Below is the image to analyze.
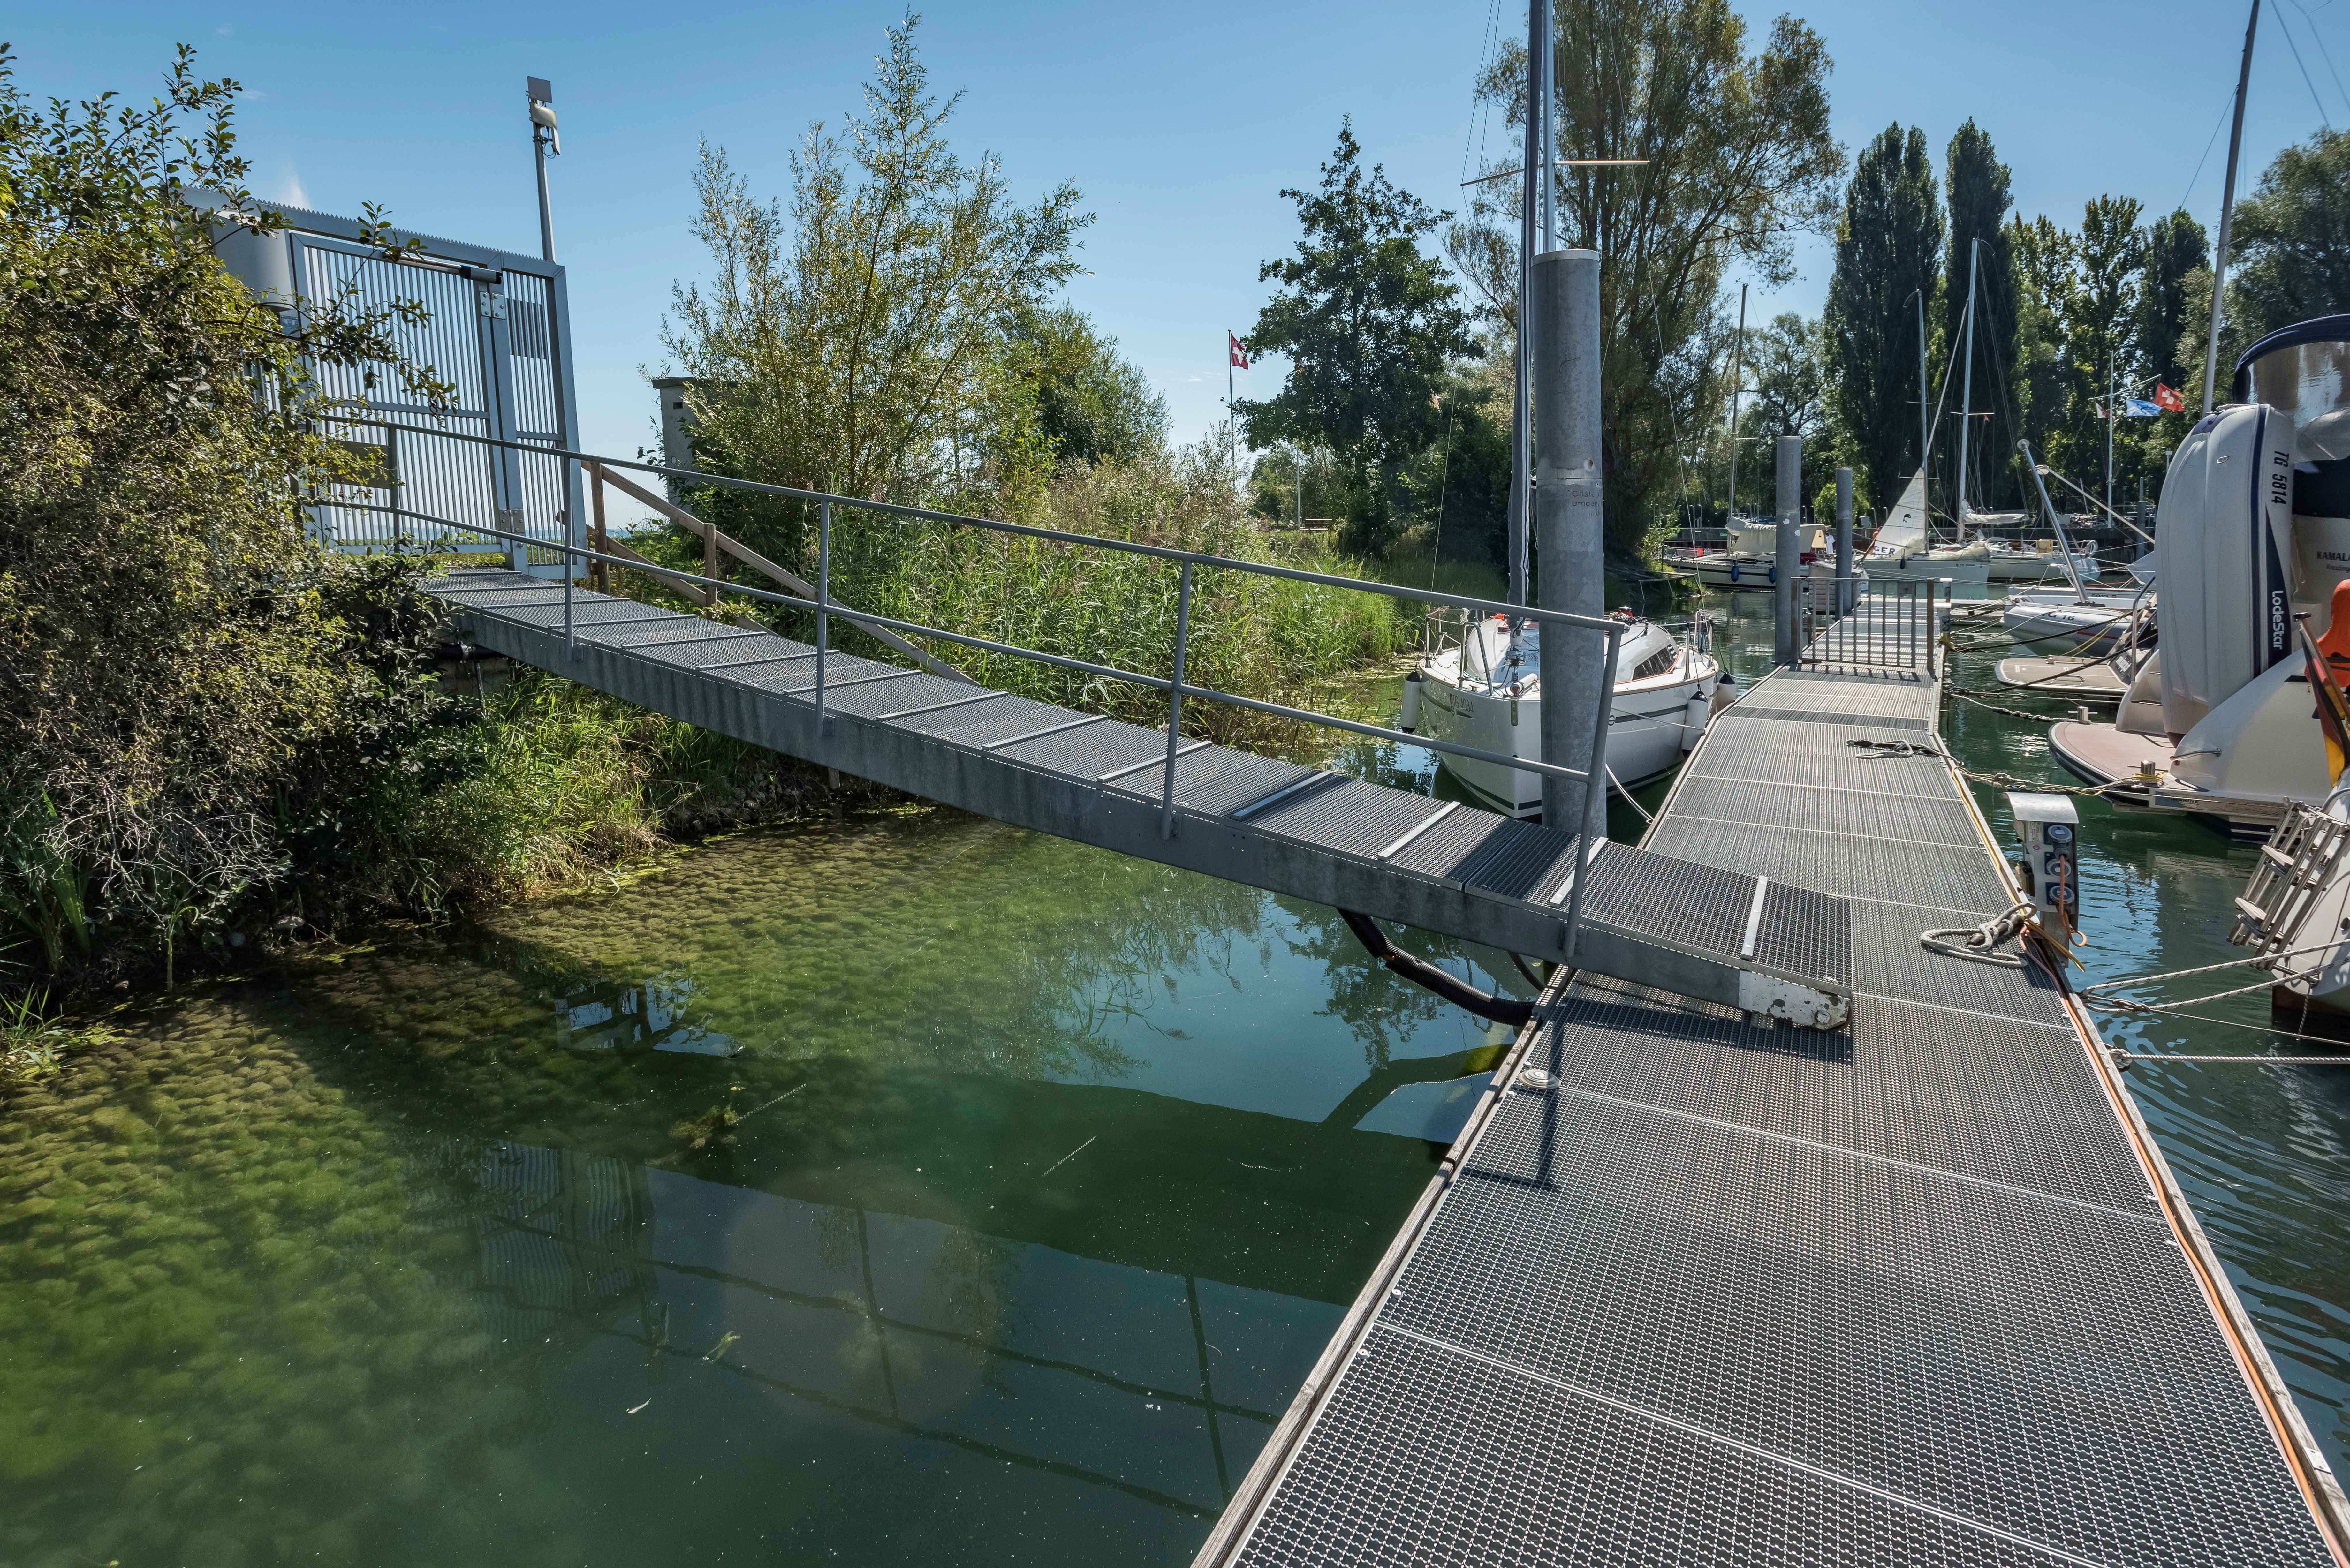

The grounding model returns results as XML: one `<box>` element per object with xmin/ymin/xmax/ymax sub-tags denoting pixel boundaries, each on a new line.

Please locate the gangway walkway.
<box><xmin>424</xmin><ymin>567</ymin><xmax>1848</xmax><ymax>1028</ymax></box>
<box><xmin>1192</xmin><ymin>656</ymin><xmax>2349</xmax><ymax>1565</ymax></box>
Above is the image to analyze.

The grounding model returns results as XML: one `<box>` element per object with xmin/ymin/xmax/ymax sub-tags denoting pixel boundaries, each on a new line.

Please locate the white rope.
<box><xmin>1920</xmin><ymin>902</ymin><xmax>2036</xmax><ymax>968</ymax></box>
<box><xmin>2077</xmin><ymin>939</ymin><xmax>2346</xmax><ymax>1015</ymax></box>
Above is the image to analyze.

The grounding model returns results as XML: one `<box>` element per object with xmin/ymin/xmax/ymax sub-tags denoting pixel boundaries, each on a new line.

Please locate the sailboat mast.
<box><xmin>1956</xmin><ymin>237</ymin><xmax>1979</xmax><ymax>538</ymax></box>
<box><xmin>1539</xmin><ymin>0</ymin><xmax>1556</xmax><ymax>252</ymax></box>
<box><xmin>2203</xmin><ymin>0</ymin><xmax>2261</xmax><ymax>414</ymax></box>
<box><xmin>1507</xmin><ymin>0</ymin><xmax>1543</xmax><ymax>605</ymax></box>
<box><xmin>1725</xmin><ymin>283</ymin><xmax>1747</xmax><ymax>523</ymax></box>
<box><xmin>1915</xmin><ymin>289</ymin><xmax>1929</xmax><ymax>472</ymax></box>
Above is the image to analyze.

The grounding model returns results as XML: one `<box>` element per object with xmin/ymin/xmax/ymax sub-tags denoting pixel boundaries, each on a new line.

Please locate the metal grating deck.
<box><xmin>425</xmin><ymin>571</ymin><xmax>1850</xmax><ymax>1005</ymax></box>
<box><xmin>1200</xmin><ymin>654</ymin><xmax>2342</xmax><ymax>1566</ymax></box>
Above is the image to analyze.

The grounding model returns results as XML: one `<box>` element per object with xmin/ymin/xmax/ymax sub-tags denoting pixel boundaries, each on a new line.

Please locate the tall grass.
<box><xmin>634</xmin><ymin>444</ymin><xmax>1418</xmax><ymax>757</ymax></box>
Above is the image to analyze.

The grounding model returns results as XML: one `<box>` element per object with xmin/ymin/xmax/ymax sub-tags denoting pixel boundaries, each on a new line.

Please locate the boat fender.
<box><xmin>1398</xmin><ymin>670</ymin><xmax>1423</xmax><ymax>734</ymax></box>
<box><xmin>1339</xmin><ymin>910</ymin><xmax>1533</xmax><ymax>1027</ymax></box>
<box><xmin>1730</xmin><ymin>562</ymin><xmax>1740</xmax><ymax>583</ymax></box>
<box><xmin>1509</xmin><ymin>684</ymin><xmax>1521</xmax><ymax>726</ymax></box>
<box><xmin>1681</xmin><ymin>690</ymin><xmax>1710</xmax><ymax>751</ymax></box>
<box><xmin>1711</xmin><ymin>671</ymin><xmax>1738</xmax><ymax>716</ymax></box>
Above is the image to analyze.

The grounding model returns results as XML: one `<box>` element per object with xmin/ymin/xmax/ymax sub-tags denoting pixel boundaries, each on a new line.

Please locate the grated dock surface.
<box><xmin>1207</xmin><ymin>653</ymin><xmax>2337</xmax><ymax>1567</ymax></box>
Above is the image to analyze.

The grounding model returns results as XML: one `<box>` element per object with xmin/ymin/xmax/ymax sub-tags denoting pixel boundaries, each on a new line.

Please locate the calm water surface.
<box><xmin>6</xmin><ymin>587</ymin><xmax>2349</xmax><ymax>1564</ymax></box>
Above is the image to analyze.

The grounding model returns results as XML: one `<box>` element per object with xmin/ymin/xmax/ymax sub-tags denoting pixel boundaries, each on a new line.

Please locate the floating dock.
<box><xmin>1195</xmin><ymin>658</ymin><xmax>2348</xmax><ymax>1566</ymax></box>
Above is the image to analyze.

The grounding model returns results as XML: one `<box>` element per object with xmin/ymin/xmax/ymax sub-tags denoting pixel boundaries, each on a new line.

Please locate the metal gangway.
<box><xmin>373</xmin><ymin>421</ymin><xmax>1849</xmax><ymax>1031</ymax></box>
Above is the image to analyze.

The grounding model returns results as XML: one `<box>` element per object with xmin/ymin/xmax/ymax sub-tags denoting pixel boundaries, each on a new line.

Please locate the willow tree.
<box><xmin>1824</xmin><ymin>124</ymin><xmax>1942</xmax><ymax>516</ymax></box>
<box><xmin>1448</xmin><ymin>0</ymin><xmax>1843</xmax><ymax>554</ymax></box>
<box><xmin>2229</xmin><ymin>127</ymin><xmax>2350</xmax><ymax>343</ymax></box>
<box><xmin>663</xmin><ymin>11</ymin><xmax>1088</xmax><ymax>558</ymax></box>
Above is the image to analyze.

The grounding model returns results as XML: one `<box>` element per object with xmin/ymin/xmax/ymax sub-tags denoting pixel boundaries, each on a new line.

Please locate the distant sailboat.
<box><xmin>1865</xmin><ymin>470</ymin><xmax>1992</xmax><ymax>595</ymax></box>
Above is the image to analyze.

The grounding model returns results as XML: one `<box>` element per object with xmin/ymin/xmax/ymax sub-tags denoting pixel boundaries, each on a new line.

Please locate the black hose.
<box><xmin>1339</xmin><ymin>910</ymin><xmax>1535</xmax><ymax>1028</ymax></box>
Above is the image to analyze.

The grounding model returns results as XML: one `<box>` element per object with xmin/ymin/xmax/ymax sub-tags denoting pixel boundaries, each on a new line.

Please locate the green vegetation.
<box><xmin>0</xmin><ymin>47</ymin><xmax>867</xmax><ymax>1026</ymax></box>
<box><xmin>1825</xmin><ymin>124</ymin><xmax>1943</xmax><ymax>515</ymax></box>
<box><xmin>1450</xmin><ymin>0</ymin><xmax>1845</xmax><ymax>555</ymax></box>
<box><xmin>1235</xmin><ymin>122</ymin><xmax>1478</xmax><ymax>555</ymax></box>
<box><xmin>655</xmin><ymin>15</ymin><xmax>1416</xmax><ymax>742</ymax></box>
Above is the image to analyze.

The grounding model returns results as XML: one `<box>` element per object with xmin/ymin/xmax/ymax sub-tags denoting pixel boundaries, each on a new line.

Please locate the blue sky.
<box><xmin>15</xmin><ymin>0</ymin><xmax>2344</xmax><ymax>466</ymax></box>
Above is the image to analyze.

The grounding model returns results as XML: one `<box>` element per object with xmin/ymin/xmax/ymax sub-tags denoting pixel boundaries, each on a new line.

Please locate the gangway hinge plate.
<box><xmin>1737</xmin><ymin>969</ymin><xmax>1851</xmax><ymax>1030</ymax></box>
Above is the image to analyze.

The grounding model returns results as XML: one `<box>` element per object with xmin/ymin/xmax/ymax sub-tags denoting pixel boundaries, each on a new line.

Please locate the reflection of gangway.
<box><xmin>397</xmin><ymin>423</ymin><xmax>1852</xmax><ymax>1033</ymax></box>
<box><xmin>446</xmin><ymin>1148</ymin><xmax>1286</xmax><ymax>1519</ymax></box>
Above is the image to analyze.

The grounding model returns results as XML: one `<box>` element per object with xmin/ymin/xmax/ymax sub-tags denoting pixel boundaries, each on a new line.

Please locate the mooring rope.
<box><xmin>1920</xmin><ymin>902</ymin><xmax>2038</xmax><ymax>967</ymax></box>
<box><xmin>1844</xmin><ymin>736</ymin><xmax>2125</xmax><ymax>799</ymax></box>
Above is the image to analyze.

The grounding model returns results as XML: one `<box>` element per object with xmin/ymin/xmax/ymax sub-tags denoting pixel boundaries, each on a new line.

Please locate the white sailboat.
<box><xmin>1865</xmin><ymin>470</ymin><xmax>1993</xmax><ymax>594</ymax></box>
<box><xmin>1397</xmin><ymin>0</ymin><xmax>1720</xmax><ymax>811</ymax></box>
<box><xmin>1402</xmin><ymin>612</ymin><xmax>1720</xmax><ymax>816</ymax></box>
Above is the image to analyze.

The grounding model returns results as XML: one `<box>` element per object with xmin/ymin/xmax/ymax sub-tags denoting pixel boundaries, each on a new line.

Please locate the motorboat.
<box><xmin>1687</xmin><ymin>515</ymin><xmax>1843</xmax><ymax>592</ymax></box>
<box><xmin>1401</xmin><ymin>609</ymin><xmax>1723</xmax><ymax>817</ymax></box>
<box><xmin>2050</xmin><ymin>314</ymin><xmax>2350</xmax><ymax>825</ymax></box>
<box><xmin>1863</xmin><ymin>471</ymin><xmax>1993</xmax><ymax>595</ymax></box>
<box><xmin>2002</xmin><ymin>586</ymin><xmax>2148</xmax><ymax>653</ymax></box>
<box><xmin>1983</xmin><ymin>535</ymin><xmax>2105</xmax><ymax>584</ymax></box>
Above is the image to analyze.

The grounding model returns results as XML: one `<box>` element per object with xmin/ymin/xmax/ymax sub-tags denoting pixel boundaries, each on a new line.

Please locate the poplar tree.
<box><xmin>1941</xmin><ymin>122</ymin><xmax>2018</xmax><ymax>504</ymax></box>
<box><xmin>2006</xmin><ymin>214</ymin><xmax>2076</xmax><ymax>472</ymax></box>
<box><xmin>1824</xmin><ymin>124</ymin><xmax>1942</xmax><ymax>517</ymax></box>
<box><xmin>2061</xmin><ymin>196</ymin><xmax>2145</xmax><ymax>479</ymax></box>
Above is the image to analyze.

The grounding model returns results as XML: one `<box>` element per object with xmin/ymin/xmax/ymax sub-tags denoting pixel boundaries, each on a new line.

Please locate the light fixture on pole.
<box><xmin>527</xmin><ymin>76</ymin><xmax>560</xmax><ymax>265</ymax></box>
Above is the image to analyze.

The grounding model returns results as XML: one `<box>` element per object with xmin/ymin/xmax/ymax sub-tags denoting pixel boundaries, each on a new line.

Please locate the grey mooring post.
<box><xmin>1535</xmin><ymin>248</ymin><xmax>1605</xmax><ymax>834</ymax></box>
<box><xmin>1834</xmin><ymin>467</ymin><xmax>1855</xmax><ymax>615</ymax></box>
<box><xmin>1773</xmin><ymin>436</ymin><xmax>1801</xmax><ymax>667</ymax></box>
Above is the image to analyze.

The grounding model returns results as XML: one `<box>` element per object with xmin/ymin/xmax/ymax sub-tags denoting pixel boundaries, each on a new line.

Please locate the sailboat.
<box><xmin>1397</xmin><ymin>0</ymin><xmax>1720</xmax><ymax>814</ymax></box>
<box><xmin>1865</xmin><ymin>470</ymin><xmax>1993</xmax><ymax>595</ymax></box>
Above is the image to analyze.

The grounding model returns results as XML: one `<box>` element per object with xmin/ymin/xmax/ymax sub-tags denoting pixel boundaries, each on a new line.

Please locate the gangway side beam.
<box><xmin>430</xmin><ymin>572</ymin><xmax>1851</xmax><ymax>1030</ymax></box>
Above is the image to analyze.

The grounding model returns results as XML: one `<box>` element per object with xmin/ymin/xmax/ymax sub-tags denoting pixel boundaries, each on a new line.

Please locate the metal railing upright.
<box><xmin>331</xmin><ymin>418</ymin><xmax>1633</xmax><ymax>952</ymax></box>
<box><xmin>1800</xmin><ymin>577</ymin><xmax>1940</xmax><ymax>674</ymax></box>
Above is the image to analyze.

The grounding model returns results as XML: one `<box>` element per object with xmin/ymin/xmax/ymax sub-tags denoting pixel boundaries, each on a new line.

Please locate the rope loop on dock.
<box><xmin>1919</xmin><ymin>902</ymin><xmax>2037</xmax><ymax>968</ymax></box>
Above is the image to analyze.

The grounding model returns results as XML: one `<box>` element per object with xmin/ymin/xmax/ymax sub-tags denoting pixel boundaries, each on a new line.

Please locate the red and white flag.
<box><xmin>1229</xmin><ymin>333</ymin><xmax>1250</xmax><ymax>370</ymax></box>
<box><xmin>2155</xmin><ymin>381</ymin><xmax>2186</xmax><ymax>413</ymax></box>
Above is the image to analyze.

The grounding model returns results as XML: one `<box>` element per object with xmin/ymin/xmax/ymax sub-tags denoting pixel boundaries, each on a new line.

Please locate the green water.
<box><xmin>8</xmin><ymin>590</ymin><xmax>2349</xmax><ymax>1565</ymax></box>
<box><xmin>0</xmin><ymin>803</ymin><xmax>1535</xmax><ymax>1567</ymax></box>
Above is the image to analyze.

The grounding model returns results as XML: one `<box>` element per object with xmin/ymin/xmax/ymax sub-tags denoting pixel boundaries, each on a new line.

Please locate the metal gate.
<box><xmin>265</xmin><ymin>204</ymin><xmax>582</xmax><ymax>576</ymax></box>
<box><xmin>1801</xmin><ymin>577</ymin><xmax>1941</xmax><ymax>673</ymax></box>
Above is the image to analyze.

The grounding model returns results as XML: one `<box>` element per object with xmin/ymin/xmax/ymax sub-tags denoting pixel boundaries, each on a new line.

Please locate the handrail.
<box><xmin>325</xmin><ymin>415</ymin><xmax>1628</xmax><ymax>959</ymax></box>
<box><xmin>337</xmin><ymin>498</ymin><xmax>1608</xmax><ymax>790</ymax></box>
<box><xmin>330</xmin><ymin>416</ymin><xmax>1619</xmax><ymax>635</ymax></box>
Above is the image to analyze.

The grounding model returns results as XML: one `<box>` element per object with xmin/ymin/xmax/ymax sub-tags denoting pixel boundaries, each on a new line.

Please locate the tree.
<box><xmin>2229</xmin><ymin>126</ymin><xmax>2350</xmax><ymax>343</ymax></box>
<box><xmin>0</xmin><ymin>47</ymin><xmax>459</xmax><ymax>982</ymax></box>
<box><xmin>2005</xmin><ymin>214</ymin><xmax>2075</xmax><ymax>475</ymax></box>
<box><xmin>2058</xmin><ymin>195</ymin><xmax>2144</xmax><ymax>487</ymax></box>
<box><xmin>1009</xmin><ymin>305</ymin><xmax>1168</xmax><ymax>466</ymax></box>
<box><xmin>665</xmin><ymin>11</ymin><xmax>1089</xmax><ymax>551</ymax></box>
<box><xmin>1746</xmin><ymin>313</ymin><xmax>1828</xmax><ymax>440</ymax></box>
<box><xmin>1236</xmin><ymin>122</ymin><xmax>1475</xmax><ymax>554</ymax></box>
<box><xmin>1448</xmin><ymin>0</ymin><xmax>1843</xmax><ymax>554</ymax></box>
<box><xmin>2136</xmin><ymin>209</ymin><xmax>2208</xmax><ymax>388</ymax></box>
<box><xmin>1941</xmin><ymin>122</ymin><xmax>2019</xmax><ymax>506</ymax></box>
<box><xmin>1824</xmin><ymin>124</ymin><xmax>1943</xmax><ymax>516</ymax></box>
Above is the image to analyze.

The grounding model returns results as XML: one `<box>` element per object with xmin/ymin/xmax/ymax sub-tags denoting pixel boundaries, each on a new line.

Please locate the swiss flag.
<box><xmin>2154</xmin><ymin>382</ymin><xmax>2186</xmax><ymax>413</ymax></box>
<box><xmin>1229</xmin><ymin>333</ymin><xmax>1250</xmax><ymax>370</ymax></box>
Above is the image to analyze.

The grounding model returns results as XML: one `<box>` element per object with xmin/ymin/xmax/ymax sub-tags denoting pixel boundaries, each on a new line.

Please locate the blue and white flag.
<box><xmin>2123</xmin><ymin>397</ymin><xmax>2161</xmax><ymax>418</ymax></box>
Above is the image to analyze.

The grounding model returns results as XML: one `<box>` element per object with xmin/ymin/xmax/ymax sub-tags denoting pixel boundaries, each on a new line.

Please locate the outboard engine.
<box><xmin>2156</xmin><ymin>317</ymin><xmax>2350</xmax><ymax>804</ymax></box>
<box><xmin>2155</xmin><ymin>402</ymin><xmax>2296</xmax><ymax>738</ymax></box>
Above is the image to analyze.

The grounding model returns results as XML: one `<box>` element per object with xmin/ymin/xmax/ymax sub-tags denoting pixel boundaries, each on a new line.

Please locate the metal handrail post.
<box><xmin>815</xmin><ymin>501</ymin><xmax>832</xmax><ymax>736</ymax></box>
<box><xmin>1161</xmin><ymin>560</ymin><xmax>1194</xmax><ymax>839</ymax></box>
<box><xmin>562</xmin><ymin>456</ymin><xmax>578</xmax><ymax>661</ymax></box>
<box><xmin>1562</xmin><ymin>621</ymin><xmax>1622</xmax><ymax>964</ymax></box>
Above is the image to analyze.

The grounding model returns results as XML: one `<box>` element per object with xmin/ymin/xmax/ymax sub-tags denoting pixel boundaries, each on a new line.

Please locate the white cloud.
<box><xmin>272</xmin><ymin>161</ymin><xmax>309</xmax><ymax>209</ymax></box>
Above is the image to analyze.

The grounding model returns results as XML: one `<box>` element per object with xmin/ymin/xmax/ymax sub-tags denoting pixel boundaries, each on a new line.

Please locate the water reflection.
<box><xmin>5</xmin><ymin>806</ymin><xmax>1529</xmax><ymax>1567</ymax></box>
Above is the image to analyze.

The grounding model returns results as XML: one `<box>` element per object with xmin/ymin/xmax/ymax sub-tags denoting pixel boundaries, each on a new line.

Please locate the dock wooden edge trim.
<box><xmin>1186</xmin><ymin>972</ymin><xmax>1564</xmax><ymax>1568</ymax></box>
<box><xmin>1931</xmin><ymin>679</ymin><xmax>2350</xmax><ymax>1565</ymax></box>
